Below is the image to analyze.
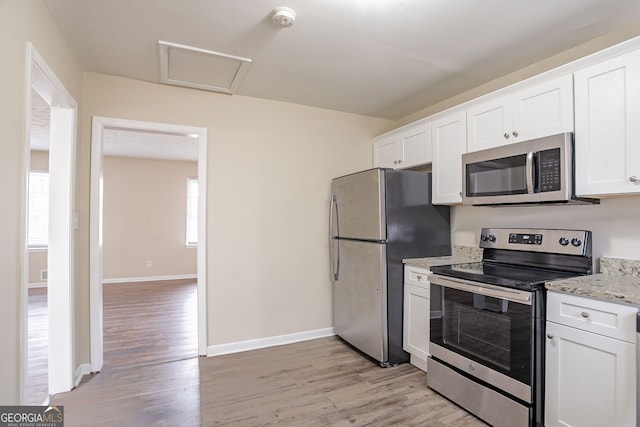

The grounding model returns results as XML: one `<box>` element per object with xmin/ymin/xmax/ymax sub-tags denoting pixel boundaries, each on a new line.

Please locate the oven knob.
<box><xmin>559</xmin><ymin>237</ymin><xmax>569</xmax><ymax>246</ymax></box>
<box><xmin>480</xmin><ymin>234</ymin><xmax>488</xmax><ymax>242</ymax></box>
<box><xmin>571</xmin><ymin>238</ymin><xmax>582</xmax><ymax>247</ymax></box>
<box><xmin>488</xmin><ymin>235</ymin><xmax>496</xmax><ymax>242</ymax></box>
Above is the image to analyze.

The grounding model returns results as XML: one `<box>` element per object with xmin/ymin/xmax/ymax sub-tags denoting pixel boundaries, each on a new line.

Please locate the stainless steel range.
<box><xmin>427</xmin><ymin>228</ymin><xmax>593</xmax><ymax>427</ymax></box>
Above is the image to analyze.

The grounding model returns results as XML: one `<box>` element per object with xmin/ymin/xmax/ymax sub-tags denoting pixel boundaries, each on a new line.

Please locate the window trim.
<box><xmin>186</xmin><ymin>177</ymin><xmax>199</xmax><ymax>247</ymax></box>
<box><xmin>27</xmin><ymin>170</ymin><xmax>50</xmax><ymax>249</ymax></box>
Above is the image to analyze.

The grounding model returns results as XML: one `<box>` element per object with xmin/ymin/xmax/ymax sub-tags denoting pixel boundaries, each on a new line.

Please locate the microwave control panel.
<box><xmin>538</xmin><ymin>148</ymin><xmax>561</xmax><ymax>192</ymax></box>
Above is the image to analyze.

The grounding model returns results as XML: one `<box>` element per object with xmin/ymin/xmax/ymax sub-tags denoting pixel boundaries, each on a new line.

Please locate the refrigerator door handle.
<box><xmin>329</xmin><ymin>194</ymin><xmax>340</xmax><ymax>281</ymax></box>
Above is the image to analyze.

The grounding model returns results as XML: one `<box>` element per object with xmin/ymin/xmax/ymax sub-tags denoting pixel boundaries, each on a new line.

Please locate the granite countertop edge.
<box><xmin>546</xmin><ymin>257</ymin><xmax>640</xmax><ymax>306</ymax></box>
<box><xmin>405</xmin><ymin>250</ymin><xmax>640</xmax><ymax>307</ymax></box>
<box><xmin>545</xmin><ymin>274</ymin><xmax>640</xmax><ymax>307</ymax></box>
<box><xmin>402</xmin><ymin>245</ymin><xmax>482</xmax><ymax>270</ymax></box>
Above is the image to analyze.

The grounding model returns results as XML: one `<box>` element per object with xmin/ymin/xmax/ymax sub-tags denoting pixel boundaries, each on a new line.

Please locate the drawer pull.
<box><xmin>581</xmin><ymin>311</ymin><xmax>590</xmax><ymax>318</ymax></box>
<box><xmin>547</xmin><ymin>333</ymin><xmax>554</xmax><ymax>339</ymax></box>
<box><xmin>416</xmin><ymin>275</ymin><xmax>422</xmax><ymax>280</ymax></box>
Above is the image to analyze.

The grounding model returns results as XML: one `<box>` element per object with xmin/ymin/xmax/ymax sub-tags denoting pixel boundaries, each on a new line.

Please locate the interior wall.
<box><xmin>81</xmin><ymin>72</ymin><xmax>391</xmax><ymax>348</ymax></box>
<box><xmin>0</xmin><ymin>0</ymin><xmax>84</xmax><ymax>405</ymax></box>
<box><xmin>452</xmin><ymin>197</ymin><xmax>640</xmax><ymax>268</ymax></box>
<box><xmin>102</xmin><ymin>156</ymin><xmax>197</xmax><ymax>281</ymax></box>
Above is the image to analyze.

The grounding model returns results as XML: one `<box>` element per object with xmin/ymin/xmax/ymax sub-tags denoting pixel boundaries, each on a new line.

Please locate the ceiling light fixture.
<box><xmin>271</xmin><ymin>7</ymin><xmax>296</xmax><ymax>28</ymax></box>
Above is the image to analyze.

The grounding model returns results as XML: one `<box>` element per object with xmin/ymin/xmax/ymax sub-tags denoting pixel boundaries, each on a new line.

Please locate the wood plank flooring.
<box><xmin>53</xmin><ymin>336</ymin><xmax>486</xmax><ymax>426</ymax></box>
<box><xmin>27</xmin><ymin>287</ymin><xmax>49</xmax><ymax>405</ymax></box>
<box><xmin>102</xmin><ymin>279</ymin><xmax>198</xmax><ymax>369</ymax></box>
<box><xmin>51</xmin><ymin>279</ymin><xmax>486</xmax><ymax>425</ymax></box>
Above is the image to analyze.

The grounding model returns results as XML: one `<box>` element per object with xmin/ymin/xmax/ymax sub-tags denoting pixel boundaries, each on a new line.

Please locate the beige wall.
<box><xmin>81</xmin><ymin>72</ymin><xmax>391</xmax><ymax>347</ymax></box>
<box><xmin>452</xmin><ymin>197</ymin><xmax>640</xmax><ymax>266</ymax></box>
<box><xmin>103</xmin><ymin>156</ymin><xmax>197</xmax><ymax>280</ymax></box>
<box><xmin>0</xmin><ymin>1</ymin><xmax>84</xmax><ymax>404</ymax></box>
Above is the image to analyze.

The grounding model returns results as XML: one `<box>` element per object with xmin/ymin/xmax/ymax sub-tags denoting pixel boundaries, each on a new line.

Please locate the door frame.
<box><xmin>22</xmin><ymin>43</ymin><xmax>77</xmax><ymax>401</ymax></box>
<box><xmin>89</xmin><ymin>116</ymin><xmax>208</xmax><ymax>372</ymax></box>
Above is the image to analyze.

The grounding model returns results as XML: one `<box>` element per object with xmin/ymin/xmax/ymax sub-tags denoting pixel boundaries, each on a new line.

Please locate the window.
<box><xmin>28</xmin><ymin>171</ymin><xmax>49</xmax><ymax>247</ymax></box>
<box><xmin>186</xmin><ymin>178</ymin><xmax>199</xmax><ymax>246</ymax></box>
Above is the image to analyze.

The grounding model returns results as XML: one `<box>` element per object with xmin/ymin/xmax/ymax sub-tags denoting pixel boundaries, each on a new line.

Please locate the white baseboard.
<box><xmin>28</xmin><ymin>282</ymin><xmax>47</xmax><ymax>289</ymax></box>
<box><xmin>73</xmin><ymin>363</ymin><xmax>91</xmax><ymax>388</ymax></box>
<box><xmin>207</xmin><ymin>327</ymin><xmax>336</xmax><ymax>357</ymax></box>
<box><xmin>103</xmin><ymin>274</ymin><xmax>197</xmax><ymax>284</ymax></box>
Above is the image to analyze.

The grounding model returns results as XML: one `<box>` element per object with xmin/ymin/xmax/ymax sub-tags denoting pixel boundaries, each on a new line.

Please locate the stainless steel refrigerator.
<box><xmin>329</xmin><ymin>168</ymin><xmax>451</xmax><ymax>366</ymax></box>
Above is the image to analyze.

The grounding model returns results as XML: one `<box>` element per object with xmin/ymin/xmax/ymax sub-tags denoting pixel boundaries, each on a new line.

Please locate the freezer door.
<box><xmin>333</xmin><ymin>239</ymin><xmax>387</xmax><ymax>363</ymax></box>
<box><xmin>331</xmin><ymin>168</ymin><xmax>385</xmax><ymax>241</ymax></box>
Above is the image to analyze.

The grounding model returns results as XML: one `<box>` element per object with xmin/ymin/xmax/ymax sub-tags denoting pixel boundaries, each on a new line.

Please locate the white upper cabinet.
<box><xmin>467</xmin><ymin>75</ymin><xmax>574</xmax><ymax>152</ymax></box>
<box><xmin>574</xmin><ymin>49</ymin><xmax>640</xmax><ymax>196</ymax></box>
<box><xmin>373</xmin><ymin>121</ymin><xmax>432</xmax><ymax>169</ymax></box>
<box><xmin>466</xmin><ymin>94</ymin><xmax>512</xmax><ymax>152</ymax></box>
<box><xmin>432</xmin><ymin>109</ymin><xmax>467</xmax><ymax>204</ymax></box>
<box><xmin>373</xmin><ymin>121</ymin><xmax>431</xmax><ymax>169</ymax></box>
<box><xmin>402</xmin><ymin>123</ymin><xmax>432</xmax><ymax>167</ymax></box>
<box><xmin>373</xmin><ymin>136</ymin><xmax>401</xmax><ymax>169</ymax></box>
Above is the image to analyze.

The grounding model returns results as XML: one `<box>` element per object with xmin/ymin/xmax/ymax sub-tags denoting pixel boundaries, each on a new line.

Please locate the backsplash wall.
<box><xmin>451</xmin><ymin>196</ymin><xmax>640</xmax><ymax>267</ymax></box>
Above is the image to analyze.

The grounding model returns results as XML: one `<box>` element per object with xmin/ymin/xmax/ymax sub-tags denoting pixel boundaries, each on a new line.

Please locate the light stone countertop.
<box><xmin>545</xmin><ymin>257</ymin><xmax>640</xmax><ymax>307</ymax></box>
<box><xmin>402</xmin><ymin>245</ymin><xmax>482</xmax><ymax>270</ymax></box>
<box><xmin>405</xmin><ymin>249</ymin><xmax>640</xmax><ymax>307</ymax></box>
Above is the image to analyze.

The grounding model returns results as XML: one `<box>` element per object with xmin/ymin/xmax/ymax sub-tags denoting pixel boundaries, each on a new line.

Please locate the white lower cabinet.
<box><xmin>545</xmin><ymin>291</ymin><xmax>637</xmax><ymax>427</ymax></box>
<box><xmin>403</xmin><ymin>265</ymin><xmax>430</xmax><ymax>371</ymax></box>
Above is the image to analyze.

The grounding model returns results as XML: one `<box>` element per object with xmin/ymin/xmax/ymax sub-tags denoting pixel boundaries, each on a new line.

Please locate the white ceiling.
<box><xmin>30</xmin><ymin>90</ymin><xmax>198</xmax><ymax>161</ymax></box>
<box><xmin>42</xmin><ymin>0</ymin><xmax>640</xmax><ymax>120</ymax></box>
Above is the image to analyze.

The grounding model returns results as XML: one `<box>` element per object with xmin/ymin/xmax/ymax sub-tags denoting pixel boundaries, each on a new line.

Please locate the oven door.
<box><xmin>429</xmin><ymin>274</ymin><xmax>534</xmax><ymax>403</ymax></box>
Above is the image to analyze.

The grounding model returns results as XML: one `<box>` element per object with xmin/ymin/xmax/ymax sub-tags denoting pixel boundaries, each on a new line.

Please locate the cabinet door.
<box><xmin>512</xmin><ymin>74</ymin><xmax>574</xmax><ymax>142</ymax></box>
<box><xmin>401</xmin><ymin>123</ymin><xmax>432</xmax><ymax>168</ymax></box>
<box><xmin>373</xmin><ymin>137</ymin><xmax>401</xmax><ymax>168</ymax></box>
<box><xmin>574</xmin><ymin>49</ymin><xmax>640</xmax><ymax>196</ymax></box>
<box><xmin>466</xmin><ymin>94</ymin><xmax>511</xmax><ymax>152</ymax></box>
<box><xmin>403</xmin><ymin>283</ymin><xmax>430</xmax><ymax>362</ymax></box>
<box><xmin>432</xmin><ymin>110</ymin><xmax>467</xmax><ymax>204</ymax></box>
<box><xmin>545</xmin><ymin>321</ymin><xmax>636</xmax><ymax>427</ymax></box>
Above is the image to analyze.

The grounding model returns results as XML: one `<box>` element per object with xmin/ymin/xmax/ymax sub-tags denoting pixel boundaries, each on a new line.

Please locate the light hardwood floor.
<box><xmin>27</xmin><ymin>287</ymin><xmax>49</xmax><ymax>405</ymax></box>
<box><xmin>102</xmin><ymin>279</ymin><xmax>198</xmax><ymax>369</ymax></box>
<box><xmin>51</xmin><ymin>281</ymin><xmax>486</xmax><ymax>426</ymax></box>
<box><xmin>53</xmin><ymin>336</ymin><xmax>486</xmax><ymax>426</ymax></box>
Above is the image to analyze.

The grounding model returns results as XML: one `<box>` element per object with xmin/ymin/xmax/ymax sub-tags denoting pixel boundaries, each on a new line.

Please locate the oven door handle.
<box><xmin>428</xmin><ymin>274</ymin><xmax>533</xmax><ymax>305</ymax></box>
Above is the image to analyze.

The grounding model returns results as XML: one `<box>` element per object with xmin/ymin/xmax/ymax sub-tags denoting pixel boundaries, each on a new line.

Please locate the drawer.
<box><xmin>547</xmin><ymin>291</ymin><xmax>637</xmax><ymax>343</ymax></box>
<box><xmin>404</xmin><ymin>265</ymin><xmax>430</xmax><ymax>289</ymax></box>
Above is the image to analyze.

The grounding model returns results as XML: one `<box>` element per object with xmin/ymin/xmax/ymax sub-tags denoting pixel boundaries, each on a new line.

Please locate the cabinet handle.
<box><xmin>398</xmin><ymin>159</ymin><xmax>402</xmax><ymax>164</ymax></box>
<box><xmin>630</xmin><ymin>176</ymin><xmax>638</xmax><ymax>183</ymax></box>
<box><xmin>547</xmin><ymin>333</ymin><xmax>554</xmax><ymax>339</ymax></box>
<box><xmin>581</xmin><ymin>311</ymin><xmax>590</xmax><ymax>318</ymax></box>
<box><xmin>512</xmin><ymin>131</ymin><xmax>519</xmax><ymax>137</ymax></box>
<box><xmin>393</xmin><ymin>160</ymin><xmax>398</xmax><ymax>165</ymax></box>
<box><xmin>416</xmin><ymin>275</ymin><xmax>422</xmax><ymax>280</ymax></box>
<box><xmin>503</xmin><ymin>133</ymin><xmax>510</xmax><ymax>139</ymax></box>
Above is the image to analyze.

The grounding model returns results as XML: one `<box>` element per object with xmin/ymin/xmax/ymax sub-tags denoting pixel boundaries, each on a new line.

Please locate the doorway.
<box><xmin>23</xmin><ymin>43</ymin><xmax>76</xmax><ymax>403</ymax></box>
<box><xmin>90</xmin><ymin>117</ymin><xmax>207</xmax><ymax>372</ymax></box>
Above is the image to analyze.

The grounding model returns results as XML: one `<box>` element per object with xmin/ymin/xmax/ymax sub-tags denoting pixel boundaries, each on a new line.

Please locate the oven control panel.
<box><xmin>508</xmin><ymin>233</ymin><xmax>543</xmax><ymax>245</ymax></box>
<box><xmin>479</xmin><ymin>228</ymin><xmax>592</xmax><ymax>256</ymax></box>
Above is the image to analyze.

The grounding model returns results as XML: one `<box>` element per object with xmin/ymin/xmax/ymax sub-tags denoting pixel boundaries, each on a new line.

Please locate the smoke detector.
<box><xmin>272</xmin><ymin>7</ymin><xmax>296</xmax><ymax>28</ymax></box>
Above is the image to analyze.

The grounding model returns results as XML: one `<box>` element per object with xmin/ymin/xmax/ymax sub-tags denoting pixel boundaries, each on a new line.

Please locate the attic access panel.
<box><xmin>158</xmin><ymin>40</ymin><xmax>252</xmax><ymax>94</ymax></box>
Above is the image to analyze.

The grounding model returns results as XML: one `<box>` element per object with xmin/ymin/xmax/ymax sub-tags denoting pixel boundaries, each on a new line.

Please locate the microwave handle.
<box><xmin>526</xmin><ymin>151</ymin><xmax>534</xmax><ymax>194</ymax></box>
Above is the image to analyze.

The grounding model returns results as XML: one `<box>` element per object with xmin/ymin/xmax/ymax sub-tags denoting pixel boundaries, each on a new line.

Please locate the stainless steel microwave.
<box><xmin>462</xmin><ymin>133</ymin><xmax>599</xmax><ymax>206</ymax></box>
